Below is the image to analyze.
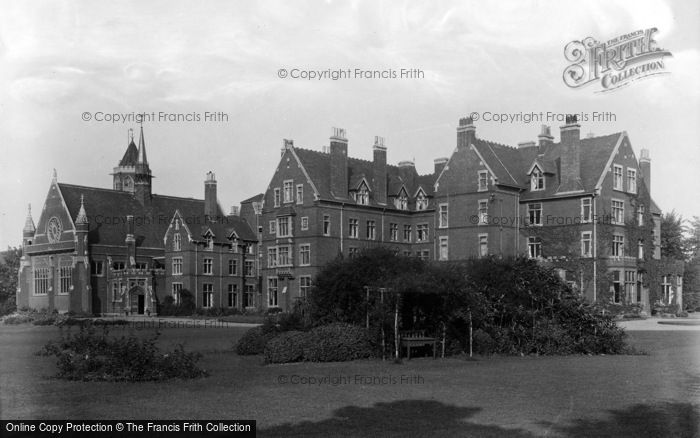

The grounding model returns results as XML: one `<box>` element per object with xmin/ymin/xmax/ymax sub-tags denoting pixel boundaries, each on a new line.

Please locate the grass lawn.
<box><xmin>1</xmin><ymin>324</ymin><xmax>698</xmax><ymax>437</ymax></box>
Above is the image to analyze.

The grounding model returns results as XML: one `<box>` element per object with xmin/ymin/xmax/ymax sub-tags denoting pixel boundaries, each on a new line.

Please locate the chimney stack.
<box><xmin>372</xmin><ymin>136</ymin><xmax>387</xmax><ymax>205</ymax></box>
<box><xmin>457</xmin><ymin>116</ymin><xmax>476</xmax><ymax>149</ymax></box>
<box><xmin>204</xmin><ymin>171</ymin><xmax>218</xmax><ymax>220</ymax></box>
<box><xmin>639</xmin><ymin>149</ymin><xmax>651</xmax><ymax>193</ymax></box>
<box><xmin>329</xmin><ymin>127</ymin><xmax>349</xmax><ymax>198</ymax></box>
<box><xmin>281</xmin><ymin>139</ymin><xmax>293</xmax><ymax>157</ymax></box>
<box><xmin>538</xmin><ymin>125</ymin><xmax>554</xmax><ymax>147</ymax></box>
<box><xmin>230</xmin><ymin>206</ymin><xmax>240</xmax><ymax>216</ymax></box>
<box><xmin>558</xmin><ymin>115</ymin><xmax>582</xmax><ymax>192</ymax></box>
<box><xmin>434</xmin><ymin>157</ymin><xmax>448</xmax><ymax>175</ymax></box>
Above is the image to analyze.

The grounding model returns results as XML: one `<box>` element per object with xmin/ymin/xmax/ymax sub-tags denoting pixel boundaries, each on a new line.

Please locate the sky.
<box><xmin>1</xmin><ymin>0</ymin><xmax>699</xmax><ymax>248</ymax></box>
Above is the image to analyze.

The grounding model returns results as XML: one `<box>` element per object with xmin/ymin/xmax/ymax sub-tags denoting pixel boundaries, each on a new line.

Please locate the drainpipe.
<box><xmin>340</xmin><ymin>203</ymin><xmax>344</xmax><ymax>254</ymax></box>
<box><xmin>592</xmin><ymin>191</ymin><xmax>598</xmax><ymax>302</ymax></box>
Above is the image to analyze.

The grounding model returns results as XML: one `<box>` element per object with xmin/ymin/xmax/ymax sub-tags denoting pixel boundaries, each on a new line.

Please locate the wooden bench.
<box><xmin>400</xmin><ymin>330</ymin><xmax>438</xmax><ymax>359</ymax></box>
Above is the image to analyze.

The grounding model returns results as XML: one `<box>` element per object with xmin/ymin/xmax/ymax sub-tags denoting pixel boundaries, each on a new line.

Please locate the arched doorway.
<box><xmin>128</xmin><ymin>286</ymin><xmax>146</xmax><ymax>315</ymax></box>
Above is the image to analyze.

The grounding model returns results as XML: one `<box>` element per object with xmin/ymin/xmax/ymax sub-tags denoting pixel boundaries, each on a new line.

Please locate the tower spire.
<box><xmin>137</xmin><ymin>125</ymin><xmax>148</xmax><ymax>165</ymax></box>
<box><xmin>23</xmin><ymin>204</ymin><xmax>36</xmax><ymax>235</ymax></box>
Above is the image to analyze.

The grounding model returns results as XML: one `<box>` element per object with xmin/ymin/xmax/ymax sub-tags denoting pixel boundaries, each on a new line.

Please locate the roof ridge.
<box><xmin>59</xmin><ymin>183</ymin><xmax>203</xmax><ymax>202</ymax></box>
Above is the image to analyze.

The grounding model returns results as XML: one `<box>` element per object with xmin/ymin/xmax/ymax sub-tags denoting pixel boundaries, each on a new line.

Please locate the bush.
<box><xmin>302</xmin><ymin>323</ymin><xmax>374</xmax><ymax>362</ymax></box>
<box><xmin>235</xmin><ymin>326</ymin><xmax>278</xmax><ymax>355</ymax></box>
<box><xmin>3</xmin><ymin>314</ymin><xmax>33</xmax><ymax>325</ymax></box>
<box><xmin>263</xmin><ymin>331</ymin><xmax>307</xmax><ymax>364</ymax></box>
<box><xmin>37</xmin><ymin>324</ymin><xmax>207</xmax><ymax>381</ymax></box>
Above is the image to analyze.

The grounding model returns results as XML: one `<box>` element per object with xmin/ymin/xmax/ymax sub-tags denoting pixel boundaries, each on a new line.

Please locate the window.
<box><xmin>581</xmin><ymin>198</ymin><xmax>592</xmax><ymax>223</ymax></box>
<box><xmin>269</xmin><ymin>220</ymin><xmax>277</xmax><ymax>235</ymax></box>
<box><xmin>439</xmin><ymin>236</ymin><xmax>448</xmax><ymax>260</ymax></box>
<box><xmin>283</xmin><ymin>180</ymin><xmax>293</xmax><ymax>203</ymax></box>
<box><xmin>662</xmin><ymin>276</ymin><xmax>672</xmax><ymax>304</ymax></box>
<box><xmin>416</xmin><ymin>224</ymin><xmax>429</xmax><ymax>242</ymax></box>
<box><xmin>389</xmin><ymin>223</ymin><xmax>398</xmax><ymax>241</ymax></box>
<box><xmin>416</xmin><ymin>192</ymin><xmax>428</xmax><ymax>210</ymax></box>
<box><xmin>478</xmin><ymin>200</ymin><xmax>489</xmax><ymax>225</ymax></box>
<box><xmin>277</xmin><ymin>216</ymin><xmax>292</xmax><ymax>237</ymax></box>
<box><xmin>112</xmin><ymin>261</ymin><xmax>126</xmax><ymax>271</ymax></box>
<box><xmin>356</xmin><ymin>186</ymin><xmax>369</xmax><ymax>205</ymax></box>
<box><xmin>135</xmin><ymin>262</ymin><xmax>148</xmax><ymax>270</ymax></box>
<box><xmin>439</xmin><ymin>204</ymin><xmax>448</xmax><ymax>228</ymax></box>
<box><xmin>172</xmin><ymin>258</ymin><xmax>182</xmax><ymax>275</ymax></box>
<box><xmin>531</xmin><ymin>169</ymin><xmax>544</xmax><ymax>191</ymax></box>
<box><xmin>299</xmin><ymin>244</ymin><xmax>310</xmax><ymax>266</ymax></box>
<box><xmin>273</xmin><ymin>188</ymin><xmax>281</xmax><ymax>207</ymax></box>
<box><xmin>349</xmin><ymin>218</ymin><xmax>359</xmax><ymax>238</ymax></box>
<box><xmin>403</xmin><ymin>224</ymin><xmax>412</xmax><ymax>242</ymax></box>
<box><xmin>479</xmin><ymin>234</ymin><xmax>489</xmax><ymax>257</ymax></box>
<box><xmin>403</xmin><ymin>250</ymin><xmax>411</xmax><ymax>257</ymax></box>
<box><xmin>612</xmin><ymin>234</ymin><xmax>624</xmax><ymax>257</ymax></box>
<box><xmin>205</xmin><ymin>235</ymin><xmax>214</xmax><ymax>251</ymax></box>
<box><xmin>581</xmin><ymin>232</ymin><xmax>592</xmax><ymax>257</ymax></box>
<box><xmin>418</xmin><ymin>250</ymin><xmax>430</xmax><ymax>261</ymax></box>
<box><xmin>638</xmin><ymin>240</ymin><xmax>644</xmax><ymax>260</ymax></box>
<box><xmin>613</xmin><ymin>165</ymin><xmax>623</xmax><ymax>190</ymax></box>
<box><xmin>90</xmin><ymin>261</ymin><xmax>104</xmax><ymax>276</ymax></box>
<box><xmin>59</xmin><ymin>266</ymin><xmax>72</xmax><ymax>294</ymax></box>
<box><xmin>528</xmin><ymin>203</ymin><xmax>542</xmax><ymax>226</ymax></box>
<box><xmin>625</xmin><ymin>271</ymin><xmax>636</xmax><ymax>302</ymax></box>
<box><xmin>244</xmin><ymin>284</ymin><xmax>255</xmax><ymax>307</ymax></box>
<box><xmin>395</xmin><ymin>194</ymin><xmax>408</xmax><ymax>210</ymax></box>
<box><xmin>228</xmin><ymin>259</ymin><xmax>238</xmax><ymax>275</ymax></box>
<box><xmin>478</xmin><ymin>170</ymin><xmax>489</xmax><ymax>192</ymax></box>
<box><xmin>323</xmin><ymin>215</ymin><xmax>331</xmax><ymax>236</ymax></box>
<box><xmin>296</xmin><ymin>184</ymin><xmax>304</xmax><ymax>204</ymax></box>
<box><xmin>267</xmin><ymin>247</ymin><xmax>278</xmax><ymax>268</ymax></box>
<box><xmin>637</xmin><ymin>205</ymin><xmax>645</xmax><ymax>227</ymax></box>
<box><xmin>612</xmin><ymin>200</ymin><xmax>624</xmax><ymax>224</ymax></box>
<box><xmin>173</xmin><ymin>233</ymin><xmax>181</xmax><ymax>251</ymax></box>
<box><xmin>202</xmin><ymin>284</ymin><xmax>213</xmax><ymax>308</ymax></box>
<box><xmin>300</xmin><ymin>276</ymin><xmax>311</xmax><ymax>298</ymax></box>
<box><xmin>268</xmin><ymin>278</ymin><xmax>278</xmax><ymax>307</ymax></box>
<box><xmin>366</xmin><ymin>220</ymin><xmax>376</xmax><ymax>240</ymax></box>
<box><xmin>612</xmin><ymin>271</ymin><xmax>622</xmax><ymax>303</ymax></box>
<box><xmin>301</xmin><ymin>217</ymin><xmax>309</xmax><ymax>231</ymax></box>
<box><xmin>203</xmin><ymin>258</ymin><xmax>213</xmax><ymax>275</ymax></box>
<box><xmin>627</xmin><ymin>169</ymin><xmax>637</xmax><ymax>194</ymax></box>
<box><xmin>244</xmin><ymin>260</ymin><xmax>254</xmax><ymax>277</ymax></box>
<box><xmin>349</xmin><ymin>247</ymin><xmax>359</xmax><ymax>258</ymax></box>
<box><xmin>227</xmin><ymin>284</ymin><xmax>238</xmax><ymax>308</ymax></box>
<box><xmin>175</xmin><ymin>219</ymin><xmax>180</xmax><ymax>230</ymax></box>
<box><xmin>278</xmin><ymin>246</ymin><xmax>291</xmax><ymax>266</ymax></box>
<box><xmin>528</xmin><ymin>236</ymin><xmax>541</xmax><ymax>259</ymax></box>
<box><xmin>172</xmin><ymin>283</ymin><xmax>182</xmax><ymax>304</ymax></box>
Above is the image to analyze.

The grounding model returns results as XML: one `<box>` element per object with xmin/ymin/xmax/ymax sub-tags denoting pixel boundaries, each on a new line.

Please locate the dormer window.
<box><xmin>356</xmin><ymin>185</ymin><xmax>369</xmax><ymax>205</ymax></box>
<box><xmin>478</xmin><ymin>171</ymin><xmax>489</xmax><ymax>192</ymax></box>
<box><xmin>173</xmin><ymin>233</ymin><xmax>181</xmax><ymax>251</ymax></box>
<box><xmin>205</xmin><ymin>234</ymin><xmax>214</xmax><ymax>251</ymax></box>
<box><xmin>395</xmin><ymin>194</ymin><xmax>408</xmax><ymax>211</ymax></box>
<box><xmin>416</xmin><ymin>191</ymin><xmax>428</xmax><ymax>210</ymax></box>
<box><xmin>531</xmin><ymin>168</ymin><xmax>544</xmax><ymax>191</ymax></box>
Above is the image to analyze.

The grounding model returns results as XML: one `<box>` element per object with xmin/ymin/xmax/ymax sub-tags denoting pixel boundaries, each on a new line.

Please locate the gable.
<box><xmin>32</xmin><ymin>180</ymin><xmax>76</xmax><ymax>248</ymax></box>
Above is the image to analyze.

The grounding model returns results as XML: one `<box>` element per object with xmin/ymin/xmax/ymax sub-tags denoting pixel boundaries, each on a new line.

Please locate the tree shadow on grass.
<box><xmin>258</xmin><ymin>399</ymin><xmax>537</xmax><ymax>438</ymax></box>
<box><xmin>543</xmin><ymin>401</ymin><xmax>699</xmax><ymax>438</ymax></box>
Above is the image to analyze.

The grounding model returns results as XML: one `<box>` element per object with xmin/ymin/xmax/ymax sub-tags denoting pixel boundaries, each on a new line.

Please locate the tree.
<box><xmin>660</xmin><ymin>211</ymin><xmax>686</xmax><ymax>260</ymax></box>
<box><xmin>0</xmin><ymin>247</ymin><xmax>22</xmax><ymax>315</ymax></box>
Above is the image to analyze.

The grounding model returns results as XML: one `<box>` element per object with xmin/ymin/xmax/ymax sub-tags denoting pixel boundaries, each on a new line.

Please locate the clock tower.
<box><xmin>112</xmin><ymin>126</ymin><xmax>153</xmax><ymax>204</ymax></box>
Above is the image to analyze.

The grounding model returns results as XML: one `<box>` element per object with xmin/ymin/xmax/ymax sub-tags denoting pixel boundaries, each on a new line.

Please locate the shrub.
<box><xmin>471</xmin><ymin>329</ymin><xmax>496</xmax><ymax>355</ymax></box>
<box><xmin>263</xmin><ymin>331</ymin><xmax>307</xmax><ymax>364</ymax></box>
<box><xmin>3</xmin><ymin>314</ymin><xmax>33</xmax><ymax>325</ymax></box>
<box><xmin>302</xmin><ymin>323</ymin><xmax>373</xmax><ymax>362</ymax></box>
<box><xmin>37</xmin><ymin>324</ymin><xmax>207</xmax><ymax>381</ymax></box>
<box><xmin>235</xmin><ymin>326</ymin><xmax>278</xmax><ymax>355</ymax></box>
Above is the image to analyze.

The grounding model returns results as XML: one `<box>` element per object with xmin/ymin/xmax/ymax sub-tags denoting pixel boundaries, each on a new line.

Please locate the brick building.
<box><xmin>17</xmin><ymin>128</ymin><xmax>258</xmax><ymax>315</ymax></box>
<box><xmin>258</xmin><ymin>116</ymin><xmax>683</xmax><ymax>313</ymax></box>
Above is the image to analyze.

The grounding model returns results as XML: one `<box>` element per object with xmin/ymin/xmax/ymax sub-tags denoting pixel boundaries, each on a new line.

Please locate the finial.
<box><xmin>76</xmin><ymin>194</ymin><xmax>88</xmax><ymax>224</ymax></box>
<box><xmin>23</xmin><ymin>203</ymin><xmax>36</xmax><ymax>234</ymax></box>
<box><xmin>129</xmin><ymin>128</ymin><xmax>134</xmax><ymax>143</ymax></box>
<box><xmin>52</xmin><ymin>168</ymin><xmax>57</xmax><ymax>182</ymax></box>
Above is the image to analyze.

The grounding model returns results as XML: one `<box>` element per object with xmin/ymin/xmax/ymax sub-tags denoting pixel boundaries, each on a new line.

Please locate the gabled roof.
<box><xmin>292</xmin><ymin>147</ymin><xmax>438</xmax><ymax>208</ymax></box>
<box><xmin>240</xmin><ymin>193</ymin><xmax>264</xmax><ymax>204</ymax></box>
<box><xmin>57</xmin><ymin>183</ymin><xmax>237</xmax><ymax>249</ymax></box>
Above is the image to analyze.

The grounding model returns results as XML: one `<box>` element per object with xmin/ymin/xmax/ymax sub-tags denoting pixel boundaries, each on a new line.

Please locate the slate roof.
<box><xmin>118</xmin><ymin>140</ymin><xmax>139</xmax><ymax>166</ymax></box>
<box><xmin>292</xmin><ymin>147</ymin><xmax>437</xmax><ymax>208</ymax></box>
<box><xmin>58</xmin><ymin>183</ymin><xmax>255</xmax><ymax>249</ymax></box>
<box><xmin>240</xmin><ymin>193</ymin><xmax>264</xmax><ymax>204</ymax></box>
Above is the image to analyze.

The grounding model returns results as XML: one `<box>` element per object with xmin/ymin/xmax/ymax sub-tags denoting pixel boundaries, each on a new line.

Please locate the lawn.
<box><xmin>0</xmin><ymin>324</ymin><xmax>698</xmax><ymax>437</ymax></box>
